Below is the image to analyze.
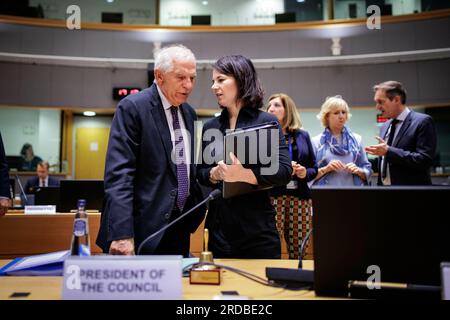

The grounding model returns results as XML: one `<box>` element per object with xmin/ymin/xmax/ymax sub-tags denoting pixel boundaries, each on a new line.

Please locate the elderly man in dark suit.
<box><xmin>24</xmin><ymin>160</ymin><xmax>59</xmax><ymax>194</ymax></box>
<box><xmin>0</xmin><ymin>131</ymin><xmax>11</xmax><ymax>216</ymax></box>
<box><xmin>366</xmin><ymin>81</ymin><xmax>437</xmax><ymax>185</ymax></box>
<box><xmin>96</xmin><ymin>44</ymin><xmax>206</xmax><ymax>256</ymax></box>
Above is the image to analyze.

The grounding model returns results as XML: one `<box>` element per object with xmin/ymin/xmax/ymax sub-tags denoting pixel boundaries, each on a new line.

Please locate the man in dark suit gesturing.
<box><xmin>96</xmin><ymin>45</ymin><xmax>206</xmax><ymax>256</ymax></box>
<box><xmin>366</xmin><ymin>81</ymin><xmax>437</xmax><ymax>185</ymax></box>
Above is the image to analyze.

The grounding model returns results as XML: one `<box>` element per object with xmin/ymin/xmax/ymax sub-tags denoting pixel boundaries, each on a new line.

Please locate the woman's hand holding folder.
<box><xmin>212</xmin><ymin>152</ymin><xmax>258</xmax><ymax>185</ymax></box>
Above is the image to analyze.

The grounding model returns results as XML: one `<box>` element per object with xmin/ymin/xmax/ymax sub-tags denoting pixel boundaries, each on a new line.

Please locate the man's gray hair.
<box><xmin>154</xmin><ymin>44</ymin><xmax>196</xmax><ymax>73</ymax></box>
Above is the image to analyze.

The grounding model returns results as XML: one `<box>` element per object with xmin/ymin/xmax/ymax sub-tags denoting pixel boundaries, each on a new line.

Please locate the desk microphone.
<box><xmin>298</xmin><ymin>229</ymin><xmax>312</xmax><ymax>269</ymax></box>
<box><xmin>15</xmin><ymin>174</ymin><xmax>29</xmax><ymax>206</ymax></box>
<box><xmin>137</xmin><ymin>189</ymin><xmax>221</xmax><ymax>255</ymax></box>
<box><xmin>265</xmin><ymin>228</ymin><xmax>314</xmax><ymax>289</ymax></box>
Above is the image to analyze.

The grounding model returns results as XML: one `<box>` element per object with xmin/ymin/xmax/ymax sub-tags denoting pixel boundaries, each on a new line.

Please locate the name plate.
<box><xmin>24</xmin><ymin>205</ymin><xmax>56</xmax><ymax>214</ymax></box>
<box><xmin>62</xmin><ymin>255</ymin><xmax>182</xmax><ymax>300</ymax></box>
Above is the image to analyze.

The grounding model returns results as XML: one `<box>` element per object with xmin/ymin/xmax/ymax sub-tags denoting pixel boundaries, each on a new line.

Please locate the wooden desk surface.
<box><xmin>0</xmin><ymin>213</ymin><xmax>215</xmax><ymax>259</ymax></box>
<box><xmin>0</xmin><ymin>213</ymin><xmax>102</xmax><ymax>258</ymax></box>
<box><xmin>0</xmin><ymin>214</ymin><xmax>286</xmax><ymax>259</ymax></box>
<box><xmin>0</xmin><ymin>259</ymin><xmax>319</xmax><ymax>300</ymax></box>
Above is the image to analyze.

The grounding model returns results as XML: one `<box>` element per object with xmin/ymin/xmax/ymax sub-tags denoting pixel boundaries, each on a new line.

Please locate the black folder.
<box><xmin>222</xmin><ymin>121</ymin><xmax>279</xmax><ymax>199</ymax></box>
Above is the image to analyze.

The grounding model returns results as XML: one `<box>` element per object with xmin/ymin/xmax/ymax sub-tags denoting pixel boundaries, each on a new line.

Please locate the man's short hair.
<box><xmin>37</xmin><ymin>161</ymin><xmax>49</xmax><ymax>170</ymax></box>
<box><xmin>373</xmin><ymin>80</ymin><xmax>407</xmax><ymax>104</ymax></box>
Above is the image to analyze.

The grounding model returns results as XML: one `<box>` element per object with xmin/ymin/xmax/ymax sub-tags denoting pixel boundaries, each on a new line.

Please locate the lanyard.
<box><xmin>286</xmin><ymin>134</ymin><xmax>293</xmax><ymax>160</ymax></box>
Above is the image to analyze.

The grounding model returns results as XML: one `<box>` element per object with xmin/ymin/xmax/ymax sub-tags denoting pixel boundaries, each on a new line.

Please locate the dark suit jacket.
<box><xmin>378</xmin><ymin>110</ymin><xmax>437</xmax><ymax>185</ymax></box>
<box><xmin>270</xmin><ymin>129</ymin><xmax>318</xmax><ymax>199</ymax></box>
<box><xmin>24</xmin><ymin>176</ymin><xmax>60</xmax><ymax>194</ymax></box>
<box><xmin>0</xmin><ymin>131</ymin><xmax>10</xmax><ymax>198</ymax></box>
<box><xmin>96</xmin><ymin>84</ymin><xmax>206</xmax><ymax>254</ymax></box>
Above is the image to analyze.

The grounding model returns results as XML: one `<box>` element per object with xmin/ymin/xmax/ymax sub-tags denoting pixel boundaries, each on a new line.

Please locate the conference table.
<box><xmin>0</xmin><ymin>212</ymin><xmax>103</xmax><ymax>259</ymax></box>
<box><xmin>0</xmin><ymin>212</ymin><xmax>267</xmax><ymax>259</ymax></box>
<box><xmin>0</xmin><ymin>259</ymin><xmax>318</xmax><ymax>300</ymax></box>
<box><xmin>0</xmin><ymin>212</ymin><xmax>320</xmax><ymax>300</ymax></box>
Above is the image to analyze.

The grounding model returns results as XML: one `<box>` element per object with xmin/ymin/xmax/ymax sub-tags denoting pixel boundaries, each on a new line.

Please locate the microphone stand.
<box><xmin>137</xmin><ymin>189</ymin><xmax>221</xmax><ymax>255</ymax></box>
<box><xmin>15</xmin><ymin>174</ymin><xmax>28</xmax><ymax>206</ymax></box>
<box><xmin>266</xmin><ymin>228</ymin><xmax>314</xmax><ymax>289</ymax></box>
<box><xmin>298</xmin><ymin>229</ymin><xmax>312</xmax><ymax>269</ymax></box>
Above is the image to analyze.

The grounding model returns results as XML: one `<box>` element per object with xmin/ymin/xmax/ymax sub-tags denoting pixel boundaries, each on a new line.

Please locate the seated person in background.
<box><xmin>20</xmin><ymin>143</ymin><xmax>42</xmax><ymax>171</ymax></box>
<box><xmin>24</xmin><ymin>161</ymin><xmax>59</xmax><ymax>194</ymax></box>
<box><xmin>312</xmin><ymin>96</ymin><xmax>372</xmax><ymax>186</ymax></box>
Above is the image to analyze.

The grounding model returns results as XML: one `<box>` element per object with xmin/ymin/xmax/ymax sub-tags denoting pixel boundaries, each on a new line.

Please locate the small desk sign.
<box><xmin>62</xmin><ymin>255</ymin><xmax>182</xmax><ymax>300</ymax></box>
<box><xmin>24</xmin><ymin>205</ymin><xmax>56</xmax><ymax>214</ymax></box>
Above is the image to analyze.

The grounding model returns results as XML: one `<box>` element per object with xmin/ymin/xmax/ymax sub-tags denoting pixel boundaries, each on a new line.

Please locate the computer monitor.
<box><xmin>34</xmin><ymin>186</ymin><xmax>60</xmax><ymax>209</ymax></box>
<box><xmin>191</xmin><ymin>15</ymin><xmax>211</xmax><ymax>25</ymax></box>
<box><xmin>59</xmin><ymin>180</ymin><xmax>104</xmax><ymax>212</ymax></box>
<box><xmin>312</xmin><ymin>186</ymin><xmax>450</xmax><ymax>297</ymax></box>
<box><xmin>380</xmin><ymin>4</ymin><xmax>392</xmax><ymax>16</ymax></box>
<box><xmin>6</xmin><ymin>156</ymin><xmax>22</xmax><ymax>171</ymax></box>
<box><xmin>101</xmin><ymin>12</ymin><xmax>123</xmax><ymax>23</ymax></box>
<box><xmin>275</xmin><ymin>12</ymin><xmax>296</xmax><ymax>23</ymax></box>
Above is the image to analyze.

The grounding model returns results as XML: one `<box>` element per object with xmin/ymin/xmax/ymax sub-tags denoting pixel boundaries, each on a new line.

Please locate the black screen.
<box><xmin>101</xmin><ymin>12</ymin><xmax>123</xmax><ymax>23</ymax></box>
<box><xmin>34</xmin><ymin>186</ymin><xmax>60</xmax><ymax>210</ymax></box>
<box><xmin>349</xmin><ymin>4</ymin><xmax>357</xmax><ymax>18</ymax></box>
<box><xmin>312</xmin><ymin>186</ymin><xmax>450</xmax><ymax>297</ymax></box>
<box><xmin>59</xmin><ymin>180</ymin><xmax>104</xmax><ymax>212</ymax></box>
<box><xmin>6</xmin><ymin>156</ymin><xmax>22</xmax><ymax>171</ymax></box>
<box><xmin>275</xmin><ymin>12</ymin><xmax>296</xmax><ymax>23</ymax></box>
<box><xmin>191</xmin><ymin>15</ymin><xmax>211</xmax><ymax>25</ymax></box>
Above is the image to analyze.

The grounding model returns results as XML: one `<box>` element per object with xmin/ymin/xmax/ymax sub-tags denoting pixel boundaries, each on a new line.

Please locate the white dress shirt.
<box><xmin>382</xmin><ymin>107</ymin><xmax>410</xmax><ymax>185</ymax></box>
<box><xmin>40</xmin><ymin>176</ymin><xmax>49</xmax><ymax>187</ymax></box>
<box><xmin>156</xmin><ymin>85</ymin><xmax>191</xmax><ymax>186</ymax></box>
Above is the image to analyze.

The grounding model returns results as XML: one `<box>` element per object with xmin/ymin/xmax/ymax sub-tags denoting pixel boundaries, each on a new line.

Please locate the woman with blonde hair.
<box><xmin>312</xmin><ymin>96</ymin><xmax>372</xmax><ymax>186</ymax></box>
<box><xmin>267</xmin><ymin>93</ymin><xmax>317</xmax><ymax>259</ymax></box>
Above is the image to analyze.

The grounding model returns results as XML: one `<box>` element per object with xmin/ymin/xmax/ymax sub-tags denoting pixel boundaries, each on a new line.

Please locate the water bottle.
<box><xmin>70</xmin><ymin>199</ymin><xmax>91</xmax><ymax>256</ymax></box>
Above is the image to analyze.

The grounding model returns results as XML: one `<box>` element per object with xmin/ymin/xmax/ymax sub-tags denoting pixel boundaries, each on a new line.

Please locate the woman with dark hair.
<box><xmin>20</xmin><ymin>143</ymin><xmax>42</xmax><ymax>171</ymax></box>
<box><xmin>266</xmin><ymin>93</ymin><xmax>317</xmax><ymax>259</ymax></box>
<box><xmin>197</xmin><ymin>55</ymin><xmax>292</xmax><ymax>259</ymax></box>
